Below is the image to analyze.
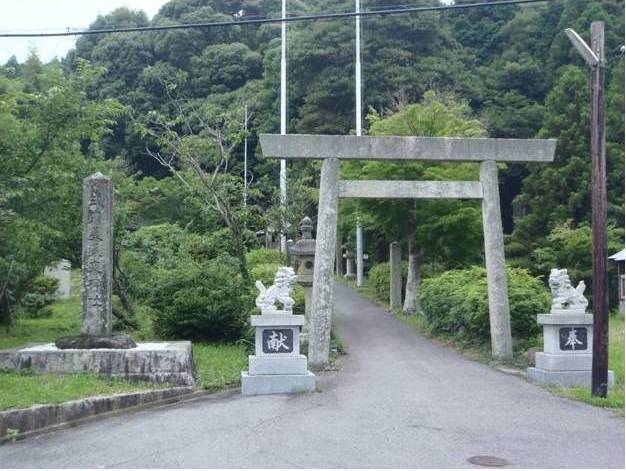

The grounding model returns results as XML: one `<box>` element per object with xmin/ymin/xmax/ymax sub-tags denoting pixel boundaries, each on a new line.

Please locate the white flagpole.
<box><xmin>280</xmin><ymin>0</ymin><xmax>288</xmax><ymax>254</ymax></box>
<box><xmin>355</xmin><ymin>0</ymin><xmax>364</xmax><ymax>287</ymax></box>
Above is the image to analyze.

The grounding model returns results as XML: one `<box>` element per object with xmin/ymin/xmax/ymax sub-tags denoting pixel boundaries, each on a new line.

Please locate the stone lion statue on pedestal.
<box><xmin>255</xmin><ymin>266</ymin><xmax>297</xmax><ymax>314</ymax></box>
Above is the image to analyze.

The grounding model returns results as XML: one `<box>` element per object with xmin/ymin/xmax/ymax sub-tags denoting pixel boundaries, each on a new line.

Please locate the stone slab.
<box><xmin>339</xmin><ymin>180</ymin><xmax>483</xmax><ymax>199</ymax></box>
<box><xmin>527</xmin><ymin>367</ymin><xmax>615</xmax><ymax>388</ymax></box>
<box><xmin>250</xmin><ymin>314</ymin><xmax>304</xmax><ymax>326</ymax></box>
<box><xmin>255</xmin><ymin>327</ymin><xmax>301</xmax><ymax>357</ymax></box>
<box><xmin>0</xmin><ymin>341</ymin><xmax>195</xmax><ymax>386</ymax></box>
<box><xmin>248</xmin><ymin>355</ymin><xmax>308</xmax><ymax>375</ymax></box>
<box><xmin>259</xmin><ymin>134</ymin><xmax>557</xmax><ymax>162</ymax></box>
<box><xmin>43</xmin><ymin>259</ymin><xmax>71</xmax><ymax>299</ymax></box>
<box><xmin>537</xmin><ymin>313</ymin><xmax>594</xmax><ymax>325</ymax></box>
<box><xmin>81</xmin><ymin>172</ymin><xmax>114</xmax><ymax>337</ymax></box>
<box><xmin>542</xmin><ymin>324</ymin><xmax>593</xmax><ymax>355</ymax></box>
<box><xmin>241</xmin><ymin>371</ymin><xmax>316</xmax><ymax>396</ymax></box>
<box><xmin>535</xmin><ymin>352</ymin><xmax>592</xmax><ymax>371</ymax></box>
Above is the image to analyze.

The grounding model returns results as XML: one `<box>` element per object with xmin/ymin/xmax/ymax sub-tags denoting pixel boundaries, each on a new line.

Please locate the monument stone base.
<box><xmin>527</xmin><ymin>366</ymin><xmax>615</xmax><ymax>388</ymax></box>
<box><xmin>0</xmin><ymin>341</ymin><xmax>195</xmax><ymax>386</ymax></box>
<box><xmin>241</xmin><ymin>371</ymin><xmax>316</xmax><ymax>396</ymax></box>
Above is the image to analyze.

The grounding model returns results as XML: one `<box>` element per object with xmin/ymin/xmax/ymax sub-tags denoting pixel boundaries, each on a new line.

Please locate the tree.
<box><xmin>342</xmin><ymin>91</ymin><xmax>486</xmax><ymax>314</ymax></box>
<box><xmin>137</xmin><ymin>98</ymin><xmax>257</xmax><ymax>281</ymax></box>
<box><xmin>0</xmin><ymin>59</ymin><xmax>124</xmax><ymax>327</ymax></box>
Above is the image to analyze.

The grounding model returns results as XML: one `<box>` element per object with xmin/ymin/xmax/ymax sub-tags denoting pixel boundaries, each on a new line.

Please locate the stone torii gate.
<box><xmin>260</xmin><ymin>134</ymin><xmax>556</xmax><ymax>369</ymax></box>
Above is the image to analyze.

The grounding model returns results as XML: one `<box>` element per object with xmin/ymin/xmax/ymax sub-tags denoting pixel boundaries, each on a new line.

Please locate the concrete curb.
<box><xmin>0</xmin><ymin>386</ymin><xmax>198</xmax><ymax>443</ymax></box>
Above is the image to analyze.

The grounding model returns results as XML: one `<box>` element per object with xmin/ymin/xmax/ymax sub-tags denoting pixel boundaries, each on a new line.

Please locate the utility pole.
<box><xmin>565</xmin><ymin>22</ymin><xmax>608</xmax><ymax>397</ymax></box>
<box><xmin>280</xmin><ymin>0</ymin><xmax>288</xmax><ymax>254</ymax></box>
<box><xmin>355</xmin><ymin>0</ymin><xmax>364</xmax><ymax>287</ymax></box>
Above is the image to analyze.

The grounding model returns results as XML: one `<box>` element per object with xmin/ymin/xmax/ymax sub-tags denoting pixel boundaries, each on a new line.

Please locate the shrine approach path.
<box><xmin>0</xmin><ymin>282</ymin><xmax>623</xmax><ymax>468</ymax></box>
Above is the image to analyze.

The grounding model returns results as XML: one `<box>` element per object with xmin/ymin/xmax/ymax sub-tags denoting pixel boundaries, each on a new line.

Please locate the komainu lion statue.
<box><xmin>255</xmin><ymin>266</ymin><xmax>297</xmax><ymax>314</ymax></box>
<box><xmin>548</xmin><ymin>268</ymin><xmax>588</xmax><ymax>313</ymax></box>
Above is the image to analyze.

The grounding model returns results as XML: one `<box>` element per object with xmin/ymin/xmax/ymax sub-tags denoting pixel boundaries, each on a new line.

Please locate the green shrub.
<box><xmin>20</xmin><ymin>276</ymin><xmax>59</xmax><ymax>318</ymax></box>
<box><xmin>246</xmin><ymin>248</ymin><xmax>287</xmax><ymax>267</ymax></box>
<box><xmin>121</xmin><ymin>223</ymin><xmax>231</xmax><ymax>300</ymax></box>
<box><xmin>420</xmin><ymin>266</ymin><xmax>550</xmax><ymax>341</ymax></box>
<box><xmin>149</xmin><ymin>258</ymin><xmax>253</xmax><ymax>342</ymax></box>
<box><xmin>368</xmin><ymin>263</ymin><xmax>391</xmax><ymax>302</ymax></box>
<box><xmin>366</xmin><ymin>261</ymin><xmax>408</xmax><ymax>302</ymax></box>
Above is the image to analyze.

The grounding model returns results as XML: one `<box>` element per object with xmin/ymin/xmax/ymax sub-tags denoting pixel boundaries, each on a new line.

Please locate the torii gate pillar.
<box><xmin>480</xmin><ymin>160</ymin><xmax>513</xmax><ymax>360</ymax></box>
<box><xmin>308</xmin><ymin>157</ymin><xmax>340</xmax><ymax>370</ymax></box>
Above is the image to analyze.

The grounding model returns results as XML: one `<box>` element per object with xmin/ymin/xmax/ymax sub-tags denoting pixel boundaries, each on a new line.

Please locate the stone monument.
<box><xmin>527</xmin><ymin>268</ymin><xmax>614</xmax><ymax>388</ymax></box>
<box><xmin>241</xmin><ymin>266</ymin><xmax>316</xmax><ymax>396</ymax></box>
<box><xmin>290</xmin><ymin>216</ymin><xmax>316</xmax><ymax>348</ymax></box>
<box><xmin>0</xmin><ymin>173</ymin><xmax>195</xmax><ymax>385</ymax></box>
<box><xmin>44</xmin><ymin>259</ymin><xmax>71</xmax><ymax>299</ymax></box>
<box><xmin>56</xmin><ymin>173</ymin><xmax>135</xmax><ymax>349</ymax></box>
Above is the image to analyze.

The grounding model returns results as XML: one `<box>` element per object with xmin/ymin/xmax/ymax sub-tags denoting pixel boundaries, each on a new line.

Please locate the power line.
<box><xmin>0</xmin><ymin>0</ymin><xmax>553</xmax><ymax>38</ymax></box>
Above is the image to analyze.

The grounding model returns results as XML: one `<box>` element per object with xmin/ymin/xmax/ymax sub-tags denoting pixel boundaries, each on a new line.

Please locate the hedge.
<box><xmin>420</xmin><ymin>266</ymin><xmax>550</xmax><ymax>341</ymax></box>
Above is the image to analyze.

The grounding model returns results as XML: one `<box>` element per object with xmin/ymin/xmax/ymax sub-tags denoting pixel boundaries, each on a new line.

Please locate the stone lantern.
<box><xmin>290</xmin><ymin>216</ymin><xmax>316</xmax><ymax>346</ymax></box>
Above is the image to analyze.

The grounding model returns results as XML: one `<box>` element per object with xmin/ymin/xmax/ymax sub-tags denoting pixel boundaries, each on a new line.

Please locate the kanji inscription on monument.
<box><xmin>559</xmin><ymin>327</ymin><xmax>588</xmax><ymax>351</ymax></box>
<box><xmin>262</xmin><ymin>329</ymin><xmax>294</xmax><ymax>353</ymax></box>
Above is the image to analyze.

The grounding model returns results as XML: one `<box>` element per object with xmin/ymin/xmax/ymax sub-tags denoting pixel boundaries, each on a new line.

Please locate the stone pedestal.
<box><xmin>242</xmin><ymin>313</ymin><xmax>315</xmax><ymax>396</ymax></box>
<box><xmin>527</xmin><ymin>312</ymin><xmax>614</xmax><ymax>388</ymax></box>
<box><xmin>0</xmin><ymin>342</ymin><xmax>195</xmax><ymax>386</ymax></box>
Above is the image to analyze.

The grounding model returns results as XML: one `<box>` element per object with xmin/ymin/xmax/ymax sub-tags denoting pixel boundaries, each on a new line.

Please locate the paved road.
<box><xmin>1</xmin><ymin>283</ymin><xmax>624</xmax><ymax>468</ymax></box>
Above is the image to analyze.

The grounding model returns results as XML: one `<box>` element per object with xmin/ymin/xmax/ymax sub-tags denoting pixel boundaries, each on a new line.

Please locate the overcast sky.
<box><xmin>0</xmin><ymin>0</ymin><xmax>170</xmax><ymax>64</ymax></box>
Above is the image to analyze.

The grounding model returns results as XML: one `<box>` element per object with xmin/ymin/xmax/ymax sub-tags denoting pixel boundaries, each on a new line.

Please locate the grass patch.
<box><xmin>0</xmin><ymin>372</ymin><xmax>165</xmax><ymax>411</ymax></box>
<box><xmin>193</xmin><ymin>343</ymin><xmax>250</xmax><ymax>390</ymax></box>
<box><xmin>0</xmin><ymin>269</ymin><xmax>82</xmax><ymax>350</ymax></box>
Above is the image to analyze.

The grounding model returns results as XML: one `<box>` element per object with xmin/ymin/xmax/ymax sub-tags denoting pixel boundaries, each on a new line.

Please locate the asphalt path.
<box><xmin>0</xmin><ymin>282</ymin><xmax>623</xmax><ymax>468</ymax></box>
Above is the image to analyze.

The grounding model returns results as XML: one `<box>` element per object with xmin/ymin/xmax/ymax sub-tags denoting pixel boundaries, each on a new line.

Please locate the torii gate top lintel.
<box><xmin>259</xmin><ymin>133</ymin><xmax>557</xmax><ymax>163</ymax></box>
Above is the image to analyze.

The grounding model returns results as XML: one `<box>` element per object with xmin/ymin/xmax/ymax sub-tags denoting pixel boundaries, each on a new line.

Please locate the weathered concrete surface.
<box><xmin>389</xmin><ymin>242</ymin><xmax>402</xmax><ymax>311</ymax></box>
<box><xmin>259</xmin><ymin>134</ymin><xmax>557</xmax><ymax>162</ymax></box>
<box><xmin>55</xmin><ymin>334</ymin><xmax>136</xmax><ymax>350</ymax></box>
<box><xmin>241</xmin><ymin>372</ymin><xmax>316</xmax><ymax>396</ymax></box>
<box><xmin>339</xmin><ymin>180</ymin><xmax>483</xmax><ymax>199</ymax></box>
<box><xmin>527</xmin><ymin>367</ymin><xmax>615</xmax><ymax>388</ymax></box>
<box><xmin>308</xmin><ymin>157</ymin><xmax>340</xmax><ymax>370</ymax></box>
<box><xmin>0</xmin><ymin>342</ymin><xmax>195</xmax><ymax>386</ymax></box>
<box><xmin>0</xmin><ymin>283</ymin><xmax>622</xmax><ymax>468</ymax></box>
<box><xmin>81</xmin><ymin>173</ymin><xmax>114</xmax><ymax>337</ymax></box>
<box><xmin>480</xmin><ymin>161</ymin><xmax>513</xmax><ymax>361</ymax></box>
<box><xmin>0</xmin><ymin>387</ymin><xmax>193</xmax><ymax>440</ymax></box>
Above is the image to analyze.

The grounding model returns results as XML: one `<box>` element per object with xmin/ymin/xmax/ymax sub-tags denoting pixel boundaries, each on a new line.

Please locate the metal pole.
<box><xmin>243</xmin><ymin>104</ymin><xmax>248</xmax><ymax>207</ymax></box>
<box><xmin>280</xmin><ymin>0</ymin><xmax>288</xmax><ymax>254</ymax></box>
<box><xmin>355</xmin><ymin>0</ymin><xmax>364</xmax><ymax>287</ymax></box>
<box><xmin>355</xmin><ymin>0</ymin><xmax>362</xmax><ymax>137</ymax></box>
<box><xmin>590</xmin><ymin>21</ymin><xmax>608</xmax><ymax>398</ymax></box>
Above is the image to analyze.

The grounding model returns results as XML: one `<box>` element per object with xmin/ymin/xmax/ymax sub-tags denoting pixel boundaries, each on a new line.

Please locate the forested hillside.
<box><xmin>1</xmin><ymin>0</ymin><xmax>624</xmax><ymax>326</ymax></box>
